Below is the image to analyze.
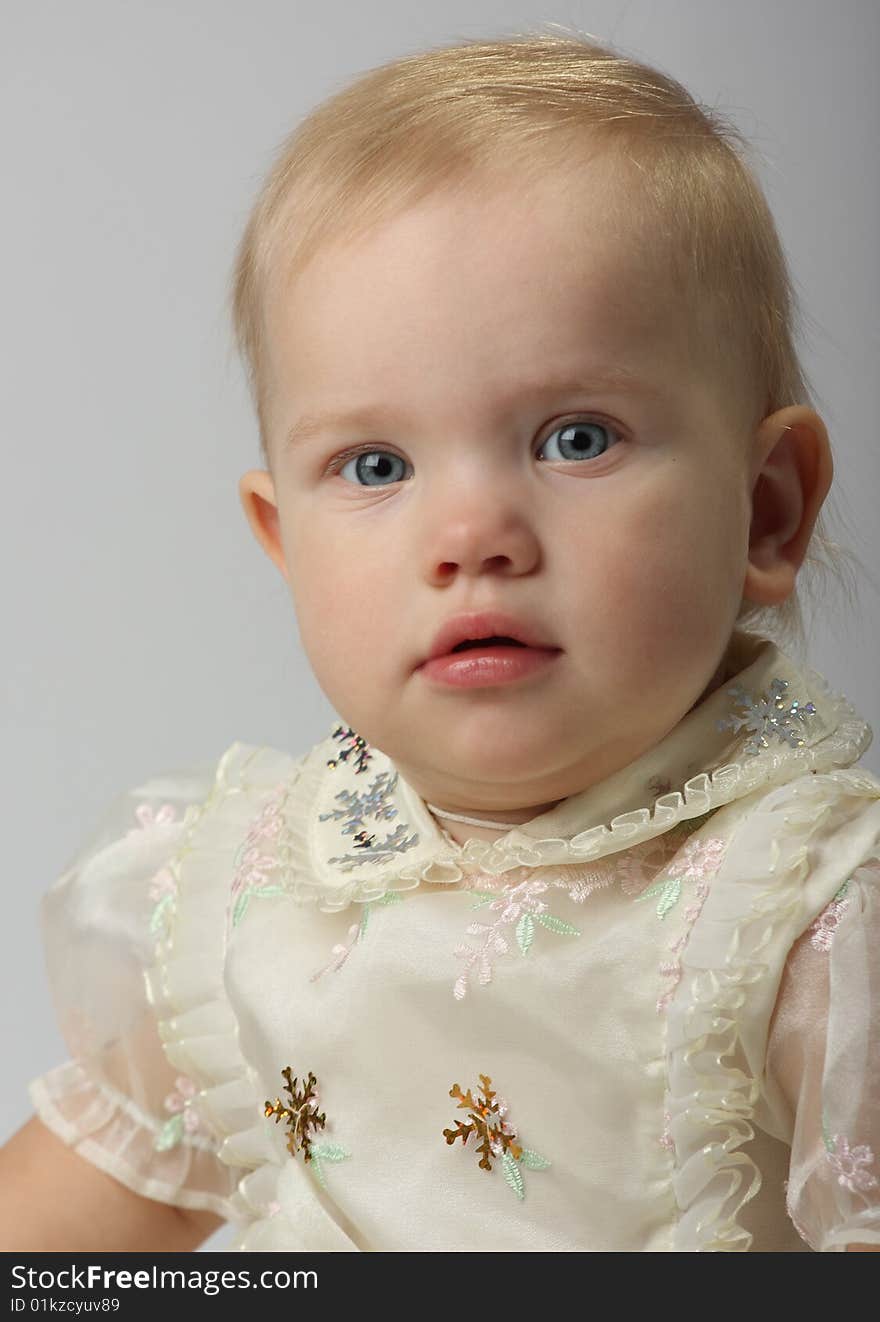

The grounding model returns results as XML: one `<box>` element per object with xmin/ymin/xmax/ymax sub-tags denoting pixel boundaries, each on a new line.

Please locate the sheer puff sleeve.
<box><xmin>763</xmin><ymin>856</ymin><xmax>880</xmax><ymax>1252</ymax></box>
<box><xmin>28</xmin><ymin>762</ymin><xmax>242</xmax><ymax>1219</ymax></box>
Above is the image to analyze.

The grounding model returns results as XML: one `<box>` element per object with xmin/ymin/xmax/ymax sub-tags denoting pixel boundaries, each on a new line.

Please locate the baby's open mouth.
<box><xmin>450</xmin><ymin>636</ymin><xmax>527</xmax><ymax>653</ymax></box>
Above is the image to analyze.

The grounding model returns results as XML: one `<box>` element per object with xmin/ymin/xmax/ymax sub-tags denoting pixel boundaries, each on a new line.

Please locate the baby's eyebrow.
<box><xmin>283</xmin><ymin>369</ymin><xmax>664</xmax><ymax>451</ymax></box>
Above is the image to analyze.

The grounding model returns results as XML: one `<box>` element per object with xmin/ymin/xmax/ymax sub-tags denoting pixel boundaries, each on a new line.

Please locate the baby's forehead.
<box><xmin>261</xmin><ymin>160</ymin><xmax>721</xmax><ymax>416</ymax></box>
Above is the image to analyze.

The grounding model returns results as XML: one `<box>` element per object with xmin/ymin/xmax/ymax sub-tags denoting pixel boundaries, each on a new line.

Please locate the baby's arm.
<box><xmin>0</xmin><ymin>1116</ymin><xmax>223</xmax><ymax>1252</ymax></box>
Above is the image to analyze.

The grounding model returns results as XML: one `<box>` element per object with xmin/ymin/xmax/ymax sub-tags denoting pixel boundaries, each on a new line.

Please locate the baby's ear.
<box><xmin>238</xmin><ymin>469</ymin><xmax>289</xmax><ymax>583</ymax></box>
<box><xmin>741</xmin><ymin>406</ymin><xmax>833</xmax><ymax>607</ymax></box>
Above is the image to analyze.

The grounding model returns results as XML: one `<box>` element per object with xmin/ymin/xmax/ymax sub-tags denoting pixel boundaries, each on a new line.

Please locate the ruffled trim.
<box><xmin>143</xmin><ymin>741</ymin><xmax>357</xmax><ymax>1245</ymax></box>
<box><xmin>278</xmin><ymin>659</ymin><xmax>874</xmax><ymax>912</ymax></box>
<box><xmin>665</xmin><ymin>771</ymin><xmax>880</xmax><ymax>1251</ymax></box>
<box><xmin>28</xmin><ymin>1060</ymin><xmax>238</xmax><ymax>1217</ymax></box>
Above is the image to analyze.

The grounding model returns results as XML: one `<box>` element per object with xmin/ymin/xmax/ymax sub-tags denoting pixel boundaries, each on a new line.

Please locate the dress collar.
<box><xmin>279</xmin><ymin>629</ymin><xmax>872</xmax><ymax>910</ymax></box>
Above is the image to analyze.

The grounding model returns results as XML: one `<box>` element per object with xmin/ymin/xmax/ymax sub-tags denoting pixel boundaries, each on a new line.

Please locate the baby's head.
<box><xmin>231</xmin><ymin>28</ymin><xmax>841</xmax><ymax>829</ymax></box>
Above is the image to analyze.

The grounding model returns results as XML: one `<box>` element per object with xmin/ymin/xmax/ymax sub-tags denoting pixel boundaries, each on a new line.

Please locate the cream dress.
<box><xmin>29</xmin><ymin>630</ymin><xmax>880</xmax><ymax>1251</ymax></box>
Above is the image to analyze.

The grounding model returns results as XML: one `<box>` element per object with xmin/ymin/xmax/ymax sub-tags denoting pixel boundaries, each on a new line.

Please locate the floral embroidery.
<box><xmin>659</xmin><ymin>1110</ymin><xmax>675</xmax><ymax>1154</ymax></box>
<box><xmin>821</xmin><ymin>1113</ymin><xmax>879</xmax><ymax>1194</ymax></box>
<box><xmin>310</xmin><ymin>891</ymin><xmax>404</xmax><ymax>982</ymax></box>
<box><xmin>442</xmin><ymin>1073</ymin><xmax>549</xmax><ymax>1200</ymax></box>
<box><xmin>654</xmin><ymin>882</ymin><xmax>712</xmax><ymax>1014</ymax></box>
<box><xmin>148</xmin><ymin>865</ymin><xmax>178</xmax><ymax>937</ymax></box>
<box><xmin>154</xmin><ymin>1075</ymin><xmax>208</xmax><ymax>1151</ymax></box>
<box><xmin>128</xmin><ymin>802</ymin><xmax>178</xmax><ymax>837</ymax></box>
<box><xmin>616</xmin><ymin>835</ymin><xmax>679</xmax><ymax>899</ymax></box>
<box><xmin>228</xmin><ymin>783</ymin><xmax>289</xmax><ymax>929</ymax></box>
<box><xmin>453</xmin><ymin>873</ymin><xmax>581</xmax><ymax>1000</ymax></box>
<box><xmin>807</xmin><ymin>878</ymin><xmax>853</xmax><ymax>952</ymax></box>
<box><xmin>634</xmin><ymin>835</ymin><xmax>727</xmax><ymax>919</ymax></box>
<box><xmin>716</xmin><ymin>676</ymin><xmax>817</xmax><ymax>755</ymax></box>
<box><xmin>264</xmin><ymin>1067</ymin><xmax>350</xmax><ymax>1191</ymax></box>
<box><xmin>628</xmin><ymin>833</ymin><xmax>728</xmax><ymax>1014</ymax></box>
<box><xmin>326</xmin><ymin>723</ymin><xmax>372</xmax><ymax>773</ymax></box>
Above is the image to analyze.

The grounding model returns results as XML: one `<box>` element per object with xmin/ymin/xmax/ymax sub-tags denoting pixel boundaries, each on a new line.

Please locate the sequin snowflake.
<box><xmin>264</xmin><ymin>1067</ymin><xmax>350</xmax><ymax>1190</ymax></box>
<box><xmin>322</xmin><ymin>768</ymin><xmax>420</xmax><ymax>871</ymax></box>
<box><xmin>716</xmin><ymin>677</ymin><xmax>816</xmax><ymax>755</ymax></box>
<box><xmin>442</xmin><ymin>1073</ymin><xmax>550</xmax><ymax>1200</ymax></box>
<box><xmin>265</xmin><ymin>1068</ymin><xmax>326</xmax><ymax>1161</ymax></box>
<box><xmin>326</xmin><ymin>724</ymin><xmax>372</xmax><ymax>774</ymax></box>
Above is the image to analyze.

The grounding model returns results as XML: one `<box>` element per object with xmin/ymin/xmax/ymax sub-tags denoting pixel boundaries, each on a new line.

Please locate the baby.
<box><xmin>2</xmin><ymin>29</ymin><xmax>878</xmax><ymax>1253</ymax></box>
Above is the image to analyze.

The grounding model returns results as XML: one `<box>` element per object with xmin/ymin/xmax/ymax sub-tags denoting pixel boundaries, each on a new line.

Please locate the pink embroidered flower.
<box><xmin>310</xmin><ymin>923</ymin><xmax>361</xmax><ymax>982</ymax></box>
<box><xmin>453</xmin><ymin>876</ymin><xmax>579</xmax><ymax>1000</ymax></box>
<box><xmin>808</xmin><ymin>885</ymin><xmax>853</xmax><ymax>952</ymax></box>
<box><xmin>567</xmin><ymin>861</ymin><xmax>618</xmax><ymax>903</ymax></box>
<box><xmin>163</xmin><ymin>1076</ymin><xmax>202</xmax><ymax>1136</ymax></box>
<box><xmin>132</xmin><ymin>802</ymin><xmax>178</xmax><ymax>832</ymax></box>
<box><xmin>148</xmin><ymin>865</ymin><xmax>177</xmax><ymax>903</ymax></box>
<box><xmin>228</xmin><ymin>783</ymin><xmax>289</xmax><ymax>928</ymax></box>
<box><xmin>670</xmin><ymin>834</ymin><xmax>727</xmax><ymax>881</ymax></box>
<box><xmin>485</xmin><ymin>880</ymin><xmax>549</xmax><ymax>923</ymax></box>
<box><xmin>827</xmin><ymin>1136</ymin><xmax>879</xmax><ymax>1193</ymax></box>
<box><xmin>659</xmin><ymin>1111</ymin><xmax>675</xmax><ymax>1153</ymax></box>
<box><xmin>486</xmin><ymin>1095</ymin><xmax>517</xmax><ymax>1155</ymax></box>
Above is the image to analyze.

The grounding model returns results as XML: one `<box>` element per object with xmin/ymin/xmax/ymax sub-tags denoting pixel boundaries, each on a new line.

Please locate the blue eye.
<box><xmin>337</xmin><ymin>450</ymin><xmax>409</xmax><ymax>487</ymax></box>
<box><xmin>333</xmin><ymin>418</ymin><xmax>619</xmax><ymax>487</ymax></box>
<box><xmin>537</xmin><ymin>419</ymin><xmax>618</xmax><ymax>462</ymax></box>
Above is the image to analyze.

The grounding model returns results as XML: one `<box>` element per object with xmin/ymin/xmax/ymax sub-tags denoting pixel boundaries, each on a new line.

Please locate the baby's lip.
<box><xmin>420</xmin><ymin>609</ymin><xmax>560</xmax><ymax>666</ymax></box>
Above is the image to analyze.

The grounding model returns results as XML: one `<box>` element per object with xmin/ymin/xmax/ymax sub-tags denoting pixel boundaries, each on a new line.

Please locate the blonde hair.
<box><xmin>229</xmin><ymin>23</ymin><xmax>866</xmax><ymax>662</ymax></box>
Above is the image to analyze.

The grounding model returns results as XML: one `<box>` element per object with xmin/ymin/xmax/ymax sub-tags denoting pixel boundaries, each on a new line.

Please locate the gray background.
<box><xmin>3</xmin><ymin>1</ymin><xmax>878</xmax><ymax>1251</ymax></box>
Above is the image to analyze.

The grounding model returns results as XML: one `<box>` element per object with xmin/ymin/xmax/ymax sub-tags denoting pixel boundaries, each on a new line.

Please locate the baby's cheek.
<box><xmin>287</xmin><ymin>539</ymin><xmax>400</xmax><ymax>710</ymax></box>
<box><xmin>594</xmin><ymin>489</ymin><xmax>741</xmax><ymax>649</ymax></box>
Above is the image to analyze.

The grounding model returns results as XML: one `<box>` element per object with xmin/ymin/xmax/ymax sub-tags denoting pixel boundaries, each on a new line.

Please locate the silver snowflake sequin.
<box><xmin>716</xmin><ymin>677</ymin><xmax>816</xmax><ymax>756</ymax></box>
<box><xmin>321</xmin><ymin>745</ymin><xmax>420</xmax><ymax>867</ymax></box>
<box><xmin>326</xmin><ymin>724</ymin><xmax>372</xmax><ymax>774</ymax></box>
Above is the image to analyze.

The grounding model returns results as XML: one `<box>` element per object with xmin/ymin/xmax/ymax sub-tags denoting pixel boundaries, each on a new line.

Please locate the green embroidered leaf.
<box><xmin>232</xmin><ymin>885</ymin><xmax>286</xmax><ymax>928</ymax></box>
<box><xmin>154</xmin><ymin>1112</ymin><xmax>184</xmax><ymax>1152</ymax></box>
<box><xmin>820</xmin><ymin>1110</ymin><xmax>835</xmax><ymax>1154</ymax></box>
<box><xmin>634</xmin><ymin>877</ymin><xmax>681</xmax><ymax>919</ymax></box>
<box><xmin>149</xmin><ymin>893</ymin><xmax>173</xmax><ymax>936</ymax></box>
<box><xmin>519</xmin><ymin>1148</ymin><xmax>551</xmax><ymax>1170</ymax></box>
<box><xmin>655</xmin><ymin>878</ymin><xmax>682</xmax><ymax>919</ymax></box>
<box><xmin>310</xmin><ymin>1144</ymin><xmax>350</xmax><ymax>1162</ymax></box>
<box><xmin>516</xmin><ymin>912</ymin><xmax>534</xmax><ymax>955</ymax></box>
<box><xmin>502</xmin><ymin>1149</ymin><xmax>525</xmax><ymax>1200</ymax></box>
<box><xmin>833</xmin><ymin>877</ymin><xmax>852</xmax><ymax>902</ymax></box>
<box><xmin>468</xmin><ymin>891</ymin><xmax>498</xmax><ymax>909</ymax></box>
<box><xmin>359</xmin><ymin>906</ymin><xmax>370</xmax><ymax>938</ymax></box>
<box><xmin>535</xmin><ymin>913</ymin><xmax>580</xmax><ymax>936</ymax></box>
<box><xmin>375</xmin><ymin>890</ymin><xmax>404</xmax><ymax>906</ymax></box>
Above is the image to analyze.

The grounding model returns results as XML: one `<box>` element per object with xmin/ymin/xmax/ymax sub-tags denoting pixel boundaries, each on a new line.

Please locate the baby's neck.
<box><xmin>427</xmin><ymin>802</ymin><xmax>561</xmax><ymax>846</ymax></box>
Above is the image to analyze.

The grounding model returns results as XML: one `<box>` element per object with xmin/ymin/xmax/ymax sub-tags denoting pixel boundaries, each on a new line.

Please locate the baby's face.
<box><xmin>250</xmin><ymin>158</ymin><xmax>759</xmax><ymax>819</ymax></box>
